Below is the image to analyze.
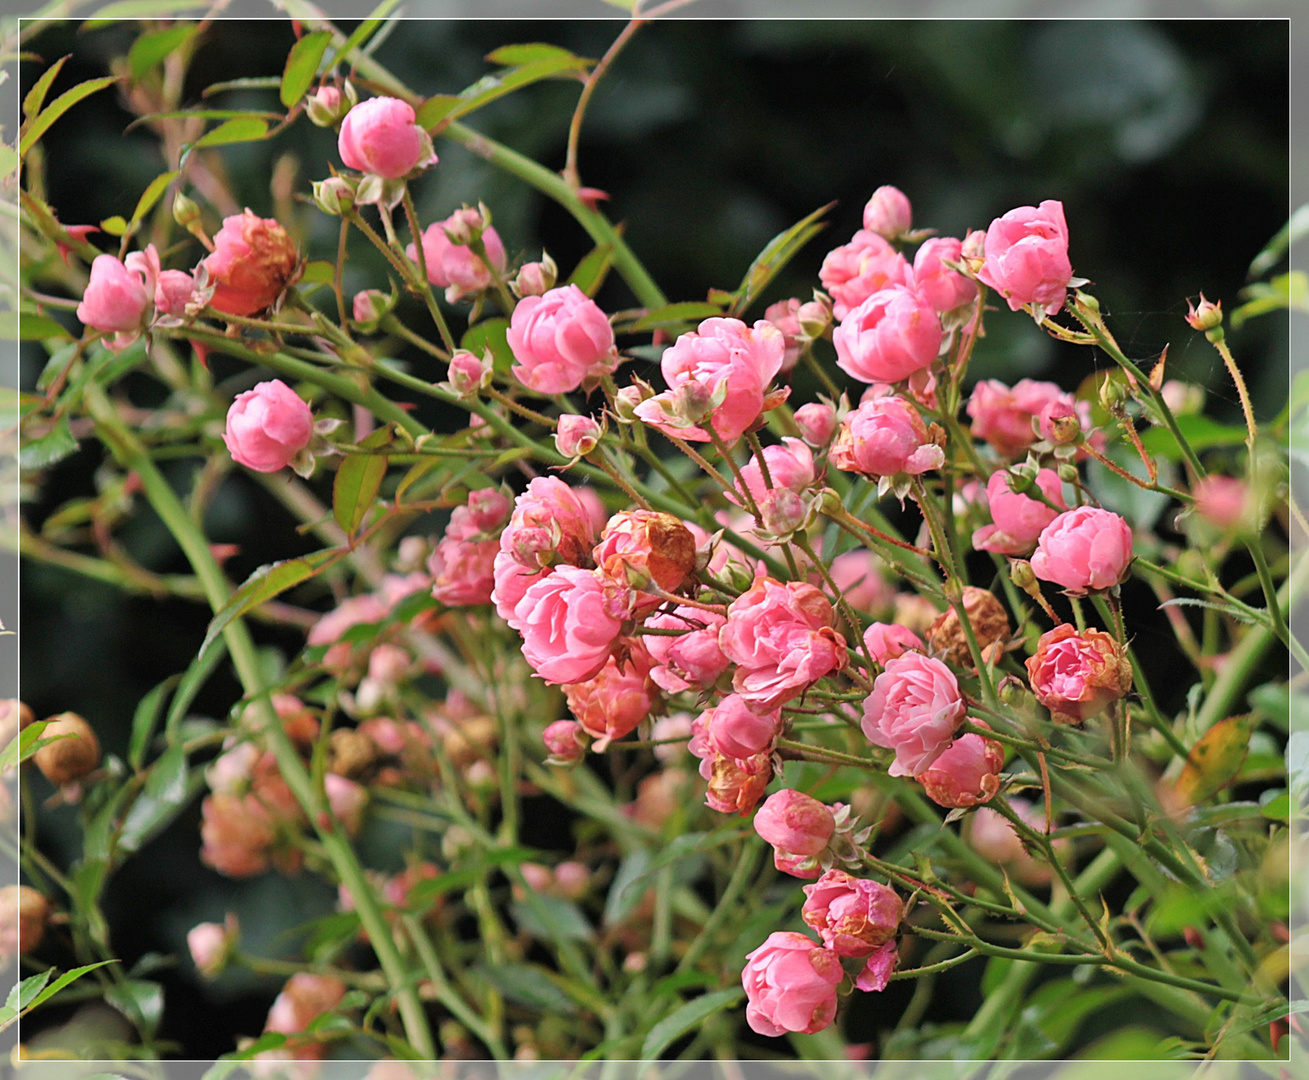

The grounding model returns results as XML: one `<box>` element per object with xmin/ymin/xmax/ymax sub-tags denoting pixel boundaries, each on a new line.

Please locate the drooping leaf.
<box><xmin>416</xmin><ymin>55</ymin><xmax>591</xmax><ymax>132</ymax></box>
<box><xmin>281</xmin><ymin>31</ymin><xmax>333</xmax><ymax>109</ymax></box>
<box><xmin>20</xmin><ymin>76</ymin><xmax>120</xmax><ymax>157</ymax></box>
<box><xmin>128</xmin><ymin>676</ymin><xmax>178</xmax><ymax>770</ymax></box>
<box><xmin>187</xmin><ymin>116</ymin><xmax>270</xmax><ymax>155</ymax></box>
<box><xmin>99</xmin><ymin>215</ymin><xmax>128</xmax><ymax>236</ymax></box>
<box><xmin>640</xmin><ymin>988</ymin><xmax>743</xmax><ymax>1061</ymax></box>
<box><xmin>333</xmin><ymin>453</ymin><xmax>388</xmax><ymax>536</ymax></box>
<box><xmin>130</xmin><ymin>170</ymin><xmax>180</xmax><ymax>229</ymax></box>
<box><xmin>1174</xmin><ymin>714</ymin><xmax>1254</xmax><ymax>807</ymax></box>
<box><xmin>128</xmin><ymin>25</ymin><xmax>198</xmax><ymax>79</ymax></box>
<box><xmin>23</xmin><ymin>54</ymin><xmax>70</xmax><ymax>120</ymax></box>
<box><xmin>7</xmin><ymin>970</ymin><xmax>53</xmax><ymax>1014</ymax></box>
<box><xmin>731</xmin><ymin>202</ymin><xmax>834</xmax><ymax>316</ymax></box>
<box><xmin>201</xmin><ymin>549</ymin><xmax>342</xmax><ymax>657</ymax></box>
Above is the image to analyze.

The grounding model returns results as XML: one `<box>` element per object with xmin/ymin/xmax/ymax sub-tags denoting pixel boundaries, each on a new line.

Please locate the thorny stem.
<box><xmin>398</xmin><ymin>186</ymin><xmax>456</xmax><ymax>353</ymax></box>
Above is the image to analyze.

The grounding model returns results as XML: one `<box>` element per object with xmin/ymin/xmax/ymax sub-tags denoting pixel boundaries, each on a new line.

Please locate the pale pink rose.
<box><xmin>834</xmin><ymin>285</ymin><xmax>943</xmax><ymax>385</ymax></box>
<box><xmin>633</xmin><ymin>317</ymin><xmax>785</xmax><ymax>445</ymax></box>
<box><xmin>366</xmin><ymin>643</ymin><xmax>411</xmax><ymax>685</ymax></box>
<box><xmin>753</xmin><ymin>789</ymin><xmax>836</xmax><ymax>878</ymax></box>
<box><xmin>819</xmin><ymin>229</ymin><xmax>912</xmax><ymax>320</ymax></box>
<box><xmin>406</xmin><ymin>213</ymin><xmax>506</xmax><ymax>302</ymax></box>
<box><xmin>351</xmin><ymin>288</ymin><xmax>388</xmax><ymax>327</ymax></box>
<box><xmin>972</xmin><ymin>468</ymin><xmax>1066</xmax><ymax>555</ymax></box>
<box><xmin>324</xmin><ymin>773</ymin><xmax>367</xmax><ymax>834</ymax></box>
<box><xmin>429</xmin><ymin>489</ymin><xmax>510</xmax><ymax>607</ymax></box>
<box><xmin>187</xmin><ymin>917</ymin><xmax>236</xmax><ymax>977</ymax></box>
<box><xmin>689</xmin><ymin>694</ymin><xmax>780</xmax><ymax>761</ymax></box>
<box><xmin>307</xmin><ymin>594</ymin><xmax>389</xmax><ymax>657</ymax></box>
<box><xmin>855</xmin><ymin>940</ymin><xmax>899</xmax><ymax>992</ymax></box>
<box><xmin>1026</xmin><ymin>624</ymin><xmax>1131</xmax><ymax>723</ymax></box>
<box><xmin>977</xmin><ymin>199</ymin><xmax>1073</xmax><ymax>316</ymax></box>
<box><xmin>154</xmin><ymin>268</ymin><xmax>197</xmax><ymax>317</ymax></box>
<box><xmin>861</xmin><ymin>653</ymin><xmax>965</xmax><ymax>777</ymax></box>
<box><xmin>223</xmin><ymin>379</ymin><xmax>313</xmax><ymax>473</ymax></box>
<box><xmin>514</xmin><ymin>565</ymin><xmax>623</xmax><ymax>684</ymax></box>
<box><xmin>801</xmin><ymin>869</ymin><xmax>902</xmax><ymax>956</ymax></box>
<box><xmin>203</xmin><ymin>211</ymin><xmax>299</xmax><ymax>317</ymax></box>
<box><xmin>914</xmin><ymin>725</ymin><xmax>1005</xmax><ymax>808</ymax></box>
<box><xmin>338</xmin><ymin>96</ymin><xmax>434</xmax><ymax>179</ymax></box>
<box><xmin>644</xmin><ymin>605</ymin><xmax>730</xmax><ymax>694</ymax></box>
<box><xmin>763</xmin><ymin>297</ymin><xmax>806</xmax><ymax>372</ymax></box>
<box><xmin>508</xmin><ymin>284</ymin><xmax>617</xmax><ymax>394</ymax></box>
<box><xmin>205</xmin><ymin>741</ymin><xmax>259</xmax><ymax>795</ymax></box>
<box><xmin>733</xmin><ymin>437</ymin><xmax>816</xmax><ymax>508</ymax></box>
<box><xmin>829</xmin><ymin>550</ymin><xmax>895</xmax><ymax>616</ymax></box>
<box><xmin>863</xmin><ymin>185</ymin><xmax>912</xmax><ymax>240</ymax></box>
<box><xmin>199</xmin><ymin>793</ymin><xmax>276</xmax><ymax>877</ymax></box>
<box><xmin>556</xmin><ymin>414</ymin><xmax>602</xmax><ymax>458</ymax></box>
<box><xmin>829</xmin><ymin>394</ymin><xmax>944</xmax><ymax>480</ymax></box>
<box><xmin>564</xmin><ymin>642</ymin><xmax>659</xmax><ymax>748</ymax></box>
<box><xmin>719</xmin><ymin>577</ymin><xmax>848</xmax><ymax>710</ymax></box>
<box><xmin>77</xmin><ymin>247</ymin><xmax>159</xmax><ymax>350</ymax></box>
<box><xmin>912</xmin><ymin>237</ymin><xmax>977</xmax><ymax>314</ymax></box>
<box><xmin>862</xmin><ymin>622</ymin><xmax>924</xmax><ymax>666</ymax></box>
<box><xmin>1192</xmin><ymin>475</ymin><xmax>1251</xmax><ymax>531</ymax></box>
<box><xmin>1030</xmin><ymin>507</ymin><xmax>1134</xmax><ymax>594</ymax></box>
<box><xmin>702</xmin><ymin>750</ymin><xmax>773</xmax><ymax>815</ymax></box>
<box><xmin>742</xmin><ymin>931</ymin><xmax>844</xmax><ymax>1037</ymax></box>
<box><xmin>542</xmin><ymin>719</ymin><xmax>588</xmax><ymax>763</ymax></box>
<box><xmin>966</xmin><ymin>378</ymin><xmax>1067</xmax><ymax>458</ymax></box>
<box><xmin>794</xmin><ymin>402</ymin><xmax>837</xmax><ymax>447</ymax></box>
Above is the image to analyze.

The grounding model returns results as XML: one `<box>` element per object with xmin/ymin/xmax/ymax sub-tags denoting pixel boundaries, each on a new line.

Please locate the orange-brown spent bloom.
<box><xmin>927</xmin><ymin>586</ymin><xmax>1011</xmax><ymax>668</ymax></box>
<box><xmin>204</xmin><ymin>210</ymin><xmax>301</xmax><ymax>317</ymax></box>
<box><xmin>1025</xmin><ymin>623</ymin><xmax>1132</xmax><ymax>724</ymax></box>
<box><xmin>33</xmin><ymin>712</ymin><xmax>101</xmax><ymax>786</ymax></box>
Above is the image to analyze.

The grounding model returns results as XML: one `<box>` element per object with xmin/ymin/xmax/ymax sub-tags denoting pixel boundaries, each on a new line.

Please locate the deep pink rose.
<box><xmin>644</xmin><ymin>605</ymin><xmax>730</xmax><ymax>694</ymax></box>
<box><xmin>819</xmin><ymin>229</ymin><xmax>912</xmax><ymax>320</ymax></box>
<box><xmin>508</xmin><ymin>284</ymin><xmax>618</xmax><ymax>394</ymax></box>
<box><xmin>1025</xmin><ymin>623</ymin><xmax>1131</xmax><ymax>723</ymax></box>
<box><xmin>338</xmin><ymin>96</ymin><xmax>435</xmax><ymax>179</ymax></box>
<box><xmin>829</xmin><ymin>394</ymin><xmax>944</xmax><ymax>480</ymax></box>
<box><xmin>719</xmin><ymin>577</ymin><xmax>848</xmax><ymax>710</ymax></box>
<box><xmin>914</xmin><ymin>725</ymin><xmax>1005</xmax><ymax>808</ymax></box>
<box><xmin>833</xmin><ymin>285</ymin><xmax>943</xmax><ymax>385</ymax></box>
<box><xmin>977</xmin><ymin>199</ymin><xmax>1073</xmax><ymax>316</ymax></box>
<box><xmin>1030</xmin><ymin>507</ymin><xmax>1133</xmax><ymax>594</ymax></box>
<box><xmin>689</xmin><ymin>693</ymin><xmax>780</xmax><ymax>761</ymax></box>
<box><xmin>223</xmin><ymin>379</ymin><xmax>313</xmax><ymax>472</ymax></box>
<box><xmin>862</xmin><ymin>622</ymin><xmax>924</xmax><ymax>666</ymax></box>
<box><xmin>972</xmin><ymin>468</ymin><xmax>1066</xmax><ymax>555</ymax></box>
<box><xmin>912</xmin><ymin>236</ymin><xmax>978</xmax><ymax>314</ymax></box>
<box><xmin>564</xmin><ymin>643</ymin><xmax>659</xmax><ymax>748</ymax></box>
<box><xmin>801</xmin><ymin>869</ymin><xmax>902</xmax><ymax>957</ymax></box>
<box><xmin>77</xmin><ymin>246</ymin><xmax>159</xmax><ymax>350</ymax></box>
<box><xmin>513</xmin><ymin>565</ymin><xmax>623</xmax><ymax>684</ymax></box>
<box><xmin>863</xmin><ymin>185</ymin><xmax>912</xmax><ymax>240</ymax></box>
<box><xmin>429</xmin><ymin>489</ymin><xmax>510</xmax><ymax>607</ymax></box>
<box><xmin>742</xmin><ymin>932</ymin><xmax>844</xmax><ymax>1037</ymax></box>
<box><xmin>406</xmin><ymin>212</ymin><xmax>506</xmax><ymax>302</ymax></box>
<box><xmin>763</xmin><ymin>297</ymin><xmax>806</xmax><ymax>372</ymax></box>
<box><xmin>861</xmin><ymin>653</ymin><xmax>966</xmax><ymax>777</ymax></box>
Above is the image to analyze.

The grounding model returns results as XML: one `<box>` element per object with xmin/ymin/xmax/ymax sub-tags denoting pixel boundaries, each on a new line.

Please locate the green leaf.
<box><xmin>603</xmin><ymin>849</ymin><xmax>653</xmax><ymax>927</ymax></box>
<box><xmin>473</xmin><ymin>963</ymin><xmax>577</xmax><ymax>1016</ymax></box>
<box><xmin>201</xmin><ymin>77</ymin><xmax>284</xmax><ymax>98</ymax></box>
<box><xmin>166</xmin><ymin>638</ymin><xmax>227</xmax><ymax>741</ymax></box>
<box><xmin>1260</xmin><ymin>791</ymin><xmax>1290</xmax><ymax>823</ymax></box>
<box><xmin>23</xmin><ymin>54</ymin><xmax>70</xmax><ymax>120</ymax></box>
<box><xmin>201</xmin><ymin>549</ymin><xmax>342</xmax><ymax>657</ymax></box>
<box><xmin>7</xmin><ymin>970</ymin><xmax>53</xmax><ymax>1014</ymax></box>
<box><xmin>99</xmin><ymin>215</ymin><xmax>128</xmax><ymax>236</ymax></box>
<box><xmin>1</xmin><ymin>721</ymin><xmax>56</xmax><ymax>773</ymax></box>
<box><xmin>641</xmin><ymin>988</ymin><xmax>743</xmax><ymax>1060</ymax></box>
<box><xmin>20</xmin><ymin>415</ymin><xmax>79</xmax><ymax>470</ymax></box>
<box><xmin>0</xmin><ymin>146</ymin><xmax>17</xmax><ymax>179</ymax></box>
<box><xmin>105</xmin><ymin>979</ymin><xmax>164</xmax><ymax>1041</ymax></box>
<box><xmin>1175</xmin><ymin>713</ymin><xmax>1253</xmax><ymax>806</ymax></box>
<box><xmin>1248</xmin><ymin>203</ymin><xmax>1309</xmax><ymax>280</ymax></box>
<box><xmin>16</xmin><ymin>313</ymin><xmax>71</xmax><ymax>341</ymax></box>
<box><xmin>1139</xmin><ymin>413</ymin><xmax>1248</xmax><ymax>461</ymax></box>
<box><xmin>326</xmin><ymin>0</ymin><xmax>404</xmax><ymax>71</ymax></box>
<box><xmin>188</xmin><ymin>116</ymin><xmax>270</xmax><ymax>154</ymax></box>
<box><xmin>128</xmin><ymin>25</ymin><xmax>198</xmax><ymax>79</ymax></box>
<box><xmin>485</xmin><ymin>43</ymin><xmax>590</xmax><ymax>67</ymax></box>
<box><xmin>460</xmin><ymin>317</ymin><xmax>513</xmax><ymax>374</ymax></box>
<box><xmin>22</xmin><ymin>961</ymin><xmax>118</xmax><ymax>1016</ymax></box>
<box><xmin>566</xmin><ymin>242</ymin><xmax>614</xmax><ymax>297</ymax></box>
<box><xmin>628</xmin><ymin>302</ymin><xmax>724</xmax><ymax>333</ymax></box>
<box><xmin>300</xmin><ymin>260</ymin><xmax>334</xmax><ymax>285</ymax></box>
<box><xmin>333</xmin><ymin>454</ymin><xmax>388</xmax><ymax>536</ymax></box>
<box><xmin>129</xmin><ymin>109</ymin><xmax>283</xmax><ymax>130</ymax></box>
<box><xmin>128</xmin><ymin>676</ymin><xmax>178</xmax><ymax>770</ymax></box>
<box><xmin>415</xmin><ymin>55</ymin><xmax>590</xmax><ymax>132</ymax></box>
<box><xmin>281</xmin><ymin>31</ymin><xmax>333</xmax><ymax>109</ymax></box>
<box><xmin>117</xmin><ymin>745</ymin><xmax>195</xmax><ymax>854</ymax></box>
<box><xmin>131</xmin><ymin>170</ymin><xmax>180</xmax><ymax>228</ymax></box>
<box><xmin>731</xmin><ymin>202</ymin><xmax>834</xmax><ymax>316</ymax></box>
<box><xmin>20</xmin><ymin>76</ymin><xmax>120</xmax><ymax>158</ymax></box>
<box><xmin>509</xmin><ymin>896</ymin><xmax>594</xmax><ymax>944</ymax></box>
<box><xmin>82</xmin><ymin>0</ymin><xmax>209</xmax><ymax>27</ymax></box>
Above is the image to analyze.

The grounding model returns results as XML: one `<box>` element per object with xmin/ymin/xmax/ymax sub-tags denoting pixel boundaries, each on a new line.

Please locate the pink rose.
<box><xmin>338</xmin><ymin>96</ymin><xmax>435</xmax><ymax>179</ymax></box>
<box><xmin>1030</xmin><ymin>507</ymin><xmax>1133</xmax><ymax>594</ymax></box>
<box><xmin>861</xmin><ymin>653</ymin><xmax>966</xmax><ymax>777</ymax></box>
<box><xmin>154</xmin><ymin>268</ymin><xmax>197</xmax><ymax>318</ymax></box>
<box><xmin>862</xmin><ymin>622</ymin><xmax>924</xmax><ymax>666</ymax></box>
<box><xmin>966</xmin><ymin>378</ymin><xmax>1067</xmax><ymax>458</ymax></box>
<box><xmin>801</xmin><ymin>869</ymin><xmax>902</xmax><ymax>956</ymax></box>
<box><xmin>1025</xmin><ymin>623</ymin><xmax>1131</xmax><ymax>723</ymax></box>
<box><xmin>753</xmin><ymin>789</ymin><xmax>836</xmax><ymax>878</ymax></box>
<box><xmin>1192</xmin><ymin>475</ymin><xmax>1251</xmax><ymax>531</ymax></box>
<box><xmin>324</xmin><ymin>773</ymin><xmax>367</xmax><ymax>834</ymax></box>
<box><xmin>542</xmin><ymin>719</ymin><xmax>588</xmax><ymax>764</ymax></box>
<box><xmin>77</xmin><ymin>246</ymin><xmax>159</xmax><ymax>350</ymax></box>
<box><xmin>972</xmin><ymin>468</ymin><xmax>1066</xmax><ymax>555</ymax></box>
<box><xmin>863</xmin><ymin>185</ymin><xmax>912</xmax><ymax>240</ymax></box>
<box><xmin>912</xmin><ymin>237</ymin><xmax>978</xmax><ymax>314</ymax></box>
<box><xmin>429</xmin><ymin>489</ymin><xmax>511</xmax><ymax>607</ymax></box>
<box><xmin>733</xmin><ymin>437</ymin><xmax>815</xmax><ymax>508</ymax></box>
<box><xmin>406</xmin><ymin>212</ymin><xmax>506</xmax><ymax>302</ymax></box>
<box><xmin>265</xmin><ymin>972</ymin><xmax>347</xmax><ymax>1055</ymax></box>
<box><xmin>508</xmin><ymin>284</ymin><xmax>618</xmax><ymax>394</ymax></box>
<box><xmin>203</xmin><ymin>211</ymin><xmax>299</xmax><ymax>317</ymax></box>
<box><xmin>829</xmin><ymin>550</ymin><xmax>895</xmax><ymax>616</ymax></box>
<box><xmin>633</xmin><ymin>317</ymin><xmax>785</xmax><ymax>445</ymax></box>
<box><xmin>513</xmin><ymin>565</ymin><xmax>623</xmax><ymax>684</ymax></box>
<box><xmin>199</xmin><ymin>793</ymin><xmax>276</xmax><ymax>877</ymax></box>
<box><xmin>742</xmin><ymin>931</ymin><xmax>844</xmax><ymax>1037</ymax></box>
<box><xmin>644</xmin><ymin>605</ymin><xmax>730</xmax><ymax>694</ymax></box>
<box><xmin>855</xmin><ymin>940</ymin><xmax>899</xmax><ymax>992</ymax></box>
<box><xmin>833</xmin><ymin>285</ymin><xmax>943</xmax><ymax>385</ymax></box>
<box><xmin>719</xmin><ymin>577</ymin><xmax>848</xmax><ymax>710</ymax></box>
<box><xmin>763</xmin><ymin>297</ymin><xmax>806</xmax><ymax>372</ymax></box>
<box><xmin>829</xmin><ymin>394</ymin><xmax>944</xmax><ymax>480</ymax></box>
<box><xmin>977</xmin><ymin>199</ymin><xmax>1073</xmax><ymax>316</ymax></box>
<box><xmin>914</xmin><ymin>725</ymin><xmax>1005</xmax><ymax>808</ymax></box>
<box><xmin>555</xmin><ymin>413</ymin><xmax>602</xmax><ymax>459</ymax></box>
<box><xmin>564</xmin><ymin>643</ymin><xmax>659</xmax><ymax>748</ymax></box>
<box><xmin>690</xmin><ymin>693</ymin><xmax>780</xmax><ymax>760</ymax></box>
<box><xmin>794</xmin><ymin>402</ymin><xmax>837</xmax><ymax>447</ymax></box>
<box><xmin>819</xmin><ymin>229</ymin><xmax>912</xmax><ymax>320</ymax></box>
<box><xmin>223</xmin><ymin>379</ymin><xmax>314</xmax><ymax>473</ymax></box>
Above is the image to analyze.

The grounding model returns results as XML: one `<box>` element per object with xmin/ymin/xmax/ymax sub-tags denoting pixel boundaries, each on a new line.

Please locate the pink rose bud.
<box><xmin>862</xmin><ymin>622</ymin><xmax>924</xmax><ymax>666</ymax></box>
<box><xmin>188</xmin><ymin>915</ymin><xmax>238</xmax><ymax>978</ymax></box>
<box><xmin>351</xmin><ymin>288</ymin><xmax>394</xmax><ymax>332</ymax></box>
<box><xmin>976</xmin><ymin>199</ymin><xmax>1074</xmax><ymax>316</ymax></box>
<box><xmin>643</xmin><ymin>605</ymin><xmax>730</xmax><ymax>694</ymax></box>
<box><xmin>971</xmin><ymin>468</ymin><xmax>1066</xmax><ymax>556</ymax></box>
<box><xmin>703</xmin><ymin>750</ymin><xmax>773</xmax><ymax>815</ymax></box>
<box><xmin>633</xmin><ymin>317</ymin><xmax>786</xmax><ymax>445</ymax></box>
<box><xmin>758</xmin><ymin>488</ymin><xmax>808</xmax><ymax>538</ymax></box>
<box><xmin>912</xmin><ymin>237</ymin><xmax>978</xmax><ymax>314</ymax></box>
<box><xmin>312</xmin><ymin>175</ymin><xmax>356</xmax><ymax>216</ymax></box>
<box><xmin>556</xmin><ymin>414</ymin><xmax>602</xmax><ymax>459</ymax></box>
<box><xmin>829</xmin><ymin>550</ymin><xmax>895</xmax><ymax>616</ymax></box>
<box><xmin>338</xmin><ymin>96</ymin><xmax>435</xmax><ymax>179</ymax></box>
<box><xmin>543</xmin><ymin>719</ymin><xmax>589</xmax><ymax>764</ymax></box>
<box><xmin>223</xmin><ymin>379</ymin><xmax>314</xmax><ymax>473</ymax></box>
<box><xmin>829</xmin><ymin>394</ymin><xmax>945</xmax><ymax>481</ymax></box>
<box><xmin>797</xmin><ymin>297</ymin><xmax>832</xmax><ymax>339</ymax></box>
<box><xmin>763</xmin><ymin>297</ymin><xmax>806</xmax><ymax>372</ymax></box>
<box><xmin>914</xmin><ymin>724</ymin><xmax>1005</xmax><ymax>807</ymax></box>
<box><xmin>1192</xmin><ymin>475</ymin><xmax>1252</xmax><ymax>531</ymax></box>
<box><xmin>794</xmin><ymin>402</ymin><xmax>838</xmax><ymax>447</ymax></box>
<box><xmin>406</xmin><ymin>214</ymin><xmax>507</xmax><ymax>302</ymax></box>
<box><xmin>508</xmin><ymin>284</ymin><xmax>618</xmax><ymax>394</ymax></box>
<box><xmin>513</xmin><ymin>565</ymin><xmax>623</xmax><ymax>684</ymax></box>
<box><xmin>863</xmin><ymin>185</ymin><xmax>912</xmax><ymax>240</ymax></box>
<box><xmin>441</xmin><ymin>205</ymin><xmax>488</xmax><ymax>246</ymax></box>
<box><xmin>966</xmin><ymin>378</ymin><xmax>1069</xmax><ymax>459</ymax></box>
<box><xmin>690</xmin><ymin>693</ymin><xmax>781</xmax><ymax>760</ymax></box>
<box><xmin>1030</xmin><ymin>507</ymin><xmax>1134</xmax><ymax>594</ymax></box>
<box><xmin>1038</xmin><ymin>399</ymin><xmax>1081</xmax><ymax>444</ymax></box>
<box><xmin>801</xmin><ymin>869</ymin><xmax>902</xmax><ymax>956</ymax></box>
<box><xmin>305</xmin><ymin>85</ymin><xmax>346</xmax><ymax>127</ymax></box>
<box><xmin>1026</xmin><ymin>623</ymin><xmax>1132</xmax><ymax>723</ymax></box>
<box><xmin>742</xmin><ymin>932</ymin><xmax>844</xmax><ymax>1037</ymax></box>
<box><xmin>1185</xmin><ymin>293</ymin><xmax>1223</xmax><ymax>333</ymax></box>
<box><xmin>564</xmin><ymin>643</ymin><xmax>659</xmax><ymax>749</ymax></box>
<box><xmin>445</xmin><ymin>349</ymin><xmax>492</xmax><ymax>397</ymax></box>
<box><xmin>553</xmin><ymin>860</ymin><xmax>591</xmax><ymax>899</ymax></box>
<box><xmin>753</xmin><ymin>789</ymin><xmax>837</xmax><ymax>878</ymax></box>
<box><xmin>77</xmin><ymin>247</ymin><xmax>159</xmax><ymax>350</ymax></box>
<box><xmin>855</xmin><ymin>940</ymin><xmax>899</xmax><ymax>992</ymax></box>
<box><xmin>154</xmin><ymin>268</ymin><xmax>197</xmax><ymax>318</ymax></box>
<box><xmin>613</xmin><ymin>383</ymin><xmax>649</xmax><ymax>423</ymax></box>
<box><xmin>719</xmin><ymin>576</ymin><xmax>848</xmax><ymax>710</ymax></box>
<box><xmin>834</xmin><ymin>285</ymin><xmax>943</xmax><ymax>385</ymax></box>
<box><xmin>366</xmin><ymin>643</ymin><xmax>412</xmax><ymax>685</ymax></box>
<box><xmin>819</xmin><ymin>230</ymin><xmax>912</xmax><ymax>320</ymax></box>
<box><xmin>324</xmin><ymin>773</ymin><xmax>367</xmax><ymax>834</ymax></box>
<box><xmin>511</xmin><ymin>252</ymin><xmax>558</xmax><ymax>298</ymax></box>
<box><xmin>203</xmin><ymin>210</ymin><xmax>299</xmax><ymax>317</ymax></box>
<box><xmin>861</xmin><ymin>652</ymin><xmax>966</xmax><ymax>777</ymax></box>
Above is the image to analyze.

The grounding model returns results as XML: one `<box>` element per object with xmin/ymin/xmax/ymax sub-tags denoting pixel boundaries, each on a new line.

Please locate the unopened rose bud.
<box><xmin>1056</xmin><ymin>462</ymin><xmax>1080</xmax><ymax>485</ymax></box>
<box><xmin>1009</xmin><ymin>559</ymin><xmax>1037</xmax><ymax>591</ymax></box>
<box><xmin>442</xmin><ymin>206</ymin><xmax>487</xmax><ymax>247</ymax></box>
<box><xmin>613</xmin><ymin>384</ymin><xmax>649</xmax><ymax>423</ymax></box>
<box><xmin>555</xmin><ymin>414</ymin><xmax>602</xmax><ymax>459</ymax></box>
<box><xmin>34</xmin><ymin>712</ymin><xmax>100</xmax><ymax>786</ymax></box>
<box><xmin>1039</xmin><ymin>400</ymin><xmax>1081</xmax><ymax>444</ymax></box>
<box><xmin>445</xmin><ymin>349</ymin><xmax>492</xmax><ymax>398</ymax></box>
<box><xmin>863</xmin><ymin>185</ymin><xmax>912</xmax><ymax>241</ymax></box>
<box><xmin>797</xmin><ymin>297</ymin><xmax>832</xmax><ymax>339</ymax></box>
<box><xmin>543</xmin><ymin>719</ymin><xmax>589</xmax><ymax>765</ymax></box>
<box><xmin>961</xmin><ymin>228</ymin><xmax>986</xmax><ymax>265</ymax></box>
<box><xmin>553</xmin><ymin>861</ymin><xmax>591</xmax><ymax>899</ymax></box>
<box><xmin>671</xmin><ymin>380</ymin><xmax>719</xmax><ymax>426</ymax></box>
<box><xmin>997</xmin><ymin>674</ymin><xmax>1029</xmax><ymax>708</ymax></box>
<box><xmin>511</xmin><ymin>253</ymin><xmax>558</xmax><ymax>298</ymax></box>
<box><xmin>351</xmin><ymin>289</ymin><xmax>394</xmax><ymax>332</ymax></box>
<box><xmin>312</xmin><ymin>176</ymin><xmax>356</xmax><ymax>216</ymax></box>
<box><xmin>760</xmin><ymin>488</ymin><xmax>808</xmax><ymax>538</ymax></box>
<box><xmin>172</xmin><ymin>190</ymin><xmax>202</xmax><ymax>230</ymax></box>
<box><xmin>1185</xmin><ymin>294</ymin><xmax>1223</xmax><ymax>334</ymax></box>
<box><xmin>306</xmin><ymin>85</ymin><xmax>348</xmax><ymax>127</ymax></box>
<box><xmin>187</xmin><ymin>914</ymin><xmax>239</xmax><ymax>978</ymax></box>
<box><xmin>0</xmin><ymin>885</ymin><xmax>51</xmax><ymax>961</ymax></box>
<box><xmin>794</xmin><ymin>402</ymin><xmax>837</xmax><ymax>447</ymax></box>
<box><xmin>1161</xmin><ymin>379</ymin><xmax>1205</xmax><ymax>416</ymax></box>
<box><xmin>1098</xmin><ymin>377</ymin><xmax>1127</xmax><ymax>413</ymax></box>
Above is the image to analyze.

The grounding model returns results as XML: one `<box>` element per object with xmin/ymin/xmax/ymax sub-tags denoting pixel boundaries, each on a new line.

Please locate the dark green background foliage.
<box><xmin>20</xmin><ymin>18</ymin><xmax>1288</xmax><ymax>1057</ymax></box>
